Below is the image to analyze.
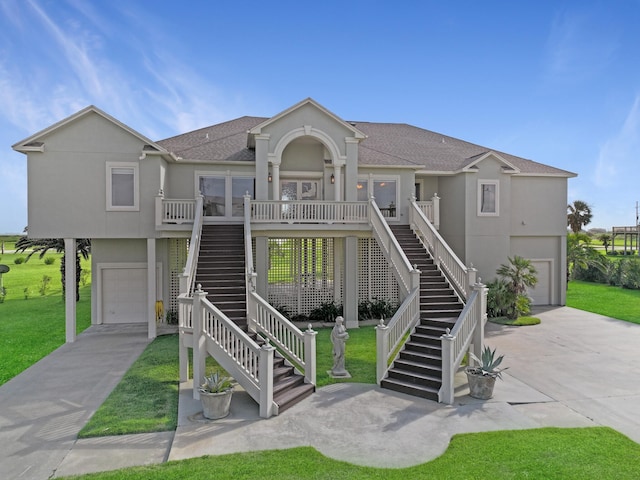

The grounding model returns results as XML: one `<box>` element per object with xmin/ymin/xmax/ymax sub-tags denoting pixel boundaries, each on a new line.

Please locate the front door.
<box><xmin>280</xmin><ymin>180</ymin><xmax>320</xmax><ymax>201</ymax></box>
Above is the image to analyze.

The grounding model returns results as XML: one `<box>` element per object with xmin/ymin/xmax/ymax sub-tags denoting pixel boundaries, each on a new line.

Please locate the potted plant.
<box><xmin>199</xmin><ymin>370</ymin><xmax>234</xmax><ymax>419</ymax></box>
<box><xmin>465</xmin><ymin>346</ymin><xmax>507</xmax><ymax>400</ymax></box>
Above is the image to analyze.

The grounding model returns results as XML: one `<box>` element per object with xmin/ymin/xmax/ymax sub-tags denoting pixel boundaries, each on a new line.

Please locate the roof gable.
<box><xmin>462</xmin><ymin>151</ymin><xmax>520</xmax><ymax>173</ymax></box>
<box><xmin>12</xmin><ymin>106</ymin><xmax>167</xmax><ymax>155</ymax></box>
<box><xmin>248</xmin><ymin>98</ymin><xmax>366</xmax><ymax>140</ymax></box>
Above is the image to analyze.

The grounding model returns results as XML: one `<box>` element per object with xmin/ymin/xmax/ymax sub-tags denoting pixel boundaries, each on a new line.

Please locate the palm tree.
<box><xmin>15</xmin><ymin>237</ymin><xmax>91</xmax><ymax>301</ymax></box>
<box><xmin>496</xmin><ymin>256</ymin><xmax>538</xmax><ymax>319</ymax></box>
<box><xmin>598</xmin><ymin>233</ymin><xmax>612</xmax><ymax>253</ymax></box>
<box><xmin>566</xmin><ymin>232</ymin><xmax>607</xmax><ymax>282</ymax></box>
<box><xmin>496</xmin><ymin>256</ymin><xmax>538</xmax><ymax>296</ymax></box>
<box><xmin>567</xmin><ymin>200</ymin><xmax>593</xmax><ymax>233</ymax></box>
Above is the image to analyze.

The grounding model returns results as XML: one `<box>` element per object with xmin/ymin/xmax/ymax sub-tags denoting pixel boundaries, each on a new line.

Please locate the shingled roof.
<box><xmin>156</xmin><ymin>115</ymin><xmax>575</xmax><ymax>176</ymax></box>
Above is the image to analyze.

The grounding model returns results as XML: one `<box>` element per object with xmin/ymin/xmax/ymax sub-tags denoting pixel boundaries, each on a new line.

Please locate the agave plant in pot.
<box><xmin>465</xmin><ymin>346</ymin><xmax>507</xmax><ymax>400</ymax></box>
<box><xmin>199</xmin><ymin>370</ymin><xmax>234</xmax><ymax>419</ymax></box>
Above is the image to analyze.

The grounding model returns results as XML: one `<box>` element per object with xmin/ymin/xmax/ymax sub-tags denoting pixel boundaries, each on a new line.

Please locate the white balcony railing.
<box><xmin>251</xmin><ymin>200</ymin><xmax>369</xmax><ymax>224</ymax></box>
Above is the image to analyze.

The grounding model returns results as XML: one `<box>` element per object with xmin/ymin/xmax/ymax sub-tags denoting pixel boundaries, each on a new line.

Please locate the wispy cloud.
<box><xmin>593</xmin><ymin>94</ymin><xmax>640</xmax><ymax>188</ymax></box>
<box><xmin>0</xmin><ymin>0</ymin><xmax>244</xmax><ymax>141</ymax></box>
<box><xmin>544</xmin><ymin>7</ymin><xmax>619</xmax><ymax>83</ymax></box>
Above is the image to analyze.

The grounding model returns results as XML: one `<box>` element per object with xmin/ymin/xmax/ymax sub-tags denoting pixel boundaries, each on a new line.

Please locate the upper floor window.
<box><xmin>357</xmin><ymin>176</ymin><xmax>399</xmax><ymax>218</ymax></box>
<box><xmin>478</xmin><ymin>180</ymin><xmax>499</xmax><ymax>216</ymax></box>
<box><xmin>107</xmin><ymin>162</ymin><xmax>139</xmax><ymax>211</ymax></box>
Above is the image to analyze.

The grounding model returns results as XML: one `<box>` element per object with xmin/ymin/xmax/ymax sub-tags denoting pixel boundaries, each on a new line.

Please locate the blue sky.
<box><xmin>1</xmin><ymin>0</ymin><xmax>639</xmax><ymax>233</ymax></box>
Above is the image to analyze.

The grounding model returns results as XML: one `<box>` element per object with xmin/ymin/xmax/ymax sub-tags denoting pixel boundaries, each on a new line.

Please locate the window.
<box><xmin>357</xmin><ymin>176</ymin><xmax>398</xmax><ymax>218</ymax></box>
<box><xmin>478</xmin><ymin>180</ymin><xmax>499</xmax><ymax>216</ymax></box>
<box><xmin>107</xmin><ymin>162</ymin><xmax>138</xmax><ymax>211</ymax></box>
<box><xmin>199</xmin><ymin>174</ymin><xmax>255</xmax><ymax>218</ymax></box>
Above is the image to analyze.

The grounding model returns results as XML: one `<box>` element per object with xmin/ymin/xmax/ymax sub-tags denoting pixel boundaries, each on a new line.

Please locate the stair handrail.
<box><xmin>248</xmin><ymin>291</ymin><xmax>317</xmax><ymax>385</ymax></box>
<box><xmin>244</xmin><ymin>194</ymin><xmax>316</xmax><ymax>386</ymax></box>
<box><xmin>439</xmin><ymin>282</ymin><xmax>487</xmax><ymax>404</ymax></box>
<box><xmin>369</xmin><ymin>197</ymin><xmax>420</xmax><ymax>297</ymax></box>
<box><xmin>375</xmin><ymin>287</ymin><xmax>421</xmax><ymax>383</ymax></box>
<box><xmin>190</xmin><ymin>286</ymin><xmax>278</xmax><ymax>418</ymax></box>
<box><xmin>179</xmin><ymin>194</ymin><xmax>204</xmax><ymax>296</ymax></box>
<box><xmin>408</xmin><ymin>199</ymin><xmax>476</xmax><ymax>300</ymax></box>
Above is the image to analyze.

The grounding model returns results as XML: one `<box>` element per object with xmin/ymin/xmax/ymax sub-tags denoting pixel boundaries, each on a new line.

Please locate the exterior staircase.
<box><xmin>380</xmin><ymin>225</ymin><xmax>464</xmax><ymax>401</ymax></box>
<box><xmin>196</xmin><ymin>224</ymin><xmax>314</xmax><ymax>413</ymax></box>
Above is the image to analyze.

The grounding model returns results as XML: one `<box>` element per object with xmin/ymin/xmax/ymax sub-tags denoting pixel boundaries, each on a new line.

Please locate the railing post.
<box><xmin>192</xmin><ymin>285</ymin><xmax>207</xmax><ymax>400</ymax></box>
<box><xmin>375</xmin><ymin>319</ymin><xmax>389</xmax><ymax>384</ymax></box>
<box><xmin>259</xmin><ymin>340</ymin><xmax>275</xmax><ymax>418</ymax></box>
<box><xmin>155</xmin><ymin>189</ymin><xmax>164</xmax><ymax>227</ymax></box>
<box><xmin>432</xmin><ymin>193</ymin><xmax>440</xmax><ymax>230</ymax></box>
<box><xmin>410</xmin><ymin>266</ymin><xmax>421</xmax><ymax>291</ymax></box>
<box><xmin>178</xmin><ymin>296</ymin><xmax>189</xmax><ymax>383</ymax></box>
<box><xmin>471</xmin><ymin>280</ymin><xmax>487</xmax><ymax>362</ymax></box>
<box><xmin>440</xmin><ymin>328</ymin><xmax>455</xmax><ymax>404</ymax></box>
<box><xmin>304</xmin><ymin>324</ymin><xmax>317</xmax><ymax>385</ymax></box>
<box><xmin>464</xmin><ymin>263</ymin><xmax>478</xmax><ymax>298</ymax></box>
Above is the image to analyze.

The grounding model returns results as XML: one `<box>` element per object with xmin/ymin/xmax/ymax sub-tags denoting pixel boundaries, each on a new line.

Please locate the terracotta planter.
<box><xmin>200</xmin><ymin>390</ymin><xmax>233</xmax><ymax>419</ymax></box>
<box><xmin>465</xmin><ymin>367</ymin><xmax>497</xmax><ymax>400</ymax></box>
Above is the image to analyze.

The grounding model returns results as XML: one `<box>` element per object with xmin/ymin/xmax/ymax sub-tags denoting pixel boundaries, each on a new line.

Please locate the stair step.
<box><xmin>399</xmin><ymin>349</ymin><xmax>442</xmax><ymax>365</ymax></box>
<box><xmin>274</xmin><ymin>381</ymin><xmax>315</xmax><ymax>413</ymax></box>
<box><xmin>393</xmin><ymin>359</ymin><xmax>442</xmax><ymax>378</ymax></box>
<box><xmin>387</xmin><ymin>367</ymin><xmax>441</xmax><ymax>389</ymax></box>
<box><xmin>405</xmin><ymin>341</ymin><xmax>442</xmax><ymax>356</ymax></box>
<box><xmin>380</xmin><ymin>377</ymin><xmax>439</xmax><ymax>402</ymax></box>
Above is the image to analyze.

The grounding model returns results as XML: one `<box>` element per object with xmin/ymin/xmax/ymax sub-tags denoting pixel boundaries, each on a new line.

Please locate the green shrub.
<box><xmin>43</xmin><ymin>257</ymin><xmax>56</xmax><ymax>265</ymax></box>
<box><xmin>622</xmin><ymin>258</ymin><xmax>640</xmax><ymax>289</ymax></box>
<box><xmin>14</xmin><ymin>257</ymin><xmax>25</xmax><ymax>265</ymax></box>
<box><xmin>165</xmin><ymin>310</ymin><xmax>178</xmax><ymax>325</ymax></box>
<box><xmin>358</xmin><ymin>297</ymin><xmax>398</xmax><ymax>320</ymax></box>
<box><xmin>80</xmin><ymin>269</ymin><xmax>90</xmax><ymax>286</ymax></box>
<box><xmin>39</xmin><ymin>275</ymin><xmax>52</xmax><ymax>296</ymax></box>
<box><xmin>486</xmin><ymin>278</ymin><xmax>515</xmax><ymax>318</ymax></box>
<box><xmin>309</xmin><ymin>301</ymin><xmax>342</xmax><ymax>322</ymax></box>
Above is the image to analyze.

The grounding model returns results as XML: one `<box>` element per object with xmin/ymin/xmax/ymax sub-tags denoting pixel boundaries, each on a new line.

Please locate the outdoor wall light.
<box><xmin>330</xmin><ymin>173</ymin><xmax>335</xmax><ymax>184</ymax></box>
<box><xmin>268</xmin><ymin>172</ymin><xmax>272</xmax><ymax>182</ymax></box>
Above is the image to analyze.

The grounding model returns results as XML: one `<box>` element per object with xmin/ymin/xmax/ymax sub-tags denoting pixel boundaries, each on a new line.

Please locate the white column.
<box><xmin>147</xmin><ymin>238</ymin><xmax>157</xmax><ymax>340</ymax></box>
<box><xmin>344</xmin><ymin>236</ymin><xmax>358</xmax><ymax>329</ymax></box>
<box><xmin>255</xmin><ymin>134</ymin><xmax>270</xmax><ymax>200</ymax></box>
<box><xmin>64</xmin><ymin>238</ymin><xmax>76</xmax><ymax>343</ymax></box>
<box><xmin>344</xmin><ymin>138</ymin><xmax>359</xmax><ymax>201</ymax></box>
<box><xmin>333</xmin><ymin>165</ymin><xmax>341</xmax><ymax>201</ymax></box>
<box><xmin>271</xmin><ymin>162</ymin><xmax>280</xmax><ymax>201</ymax></box>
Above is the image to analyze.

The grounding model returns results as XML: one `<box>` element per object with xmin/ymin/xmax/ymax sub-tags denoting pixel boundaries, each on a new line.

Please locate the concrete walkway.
<box><xmin>2</xmin><ymin>307</ymin><xmax>640</xmax><ymax>478</ymax></box>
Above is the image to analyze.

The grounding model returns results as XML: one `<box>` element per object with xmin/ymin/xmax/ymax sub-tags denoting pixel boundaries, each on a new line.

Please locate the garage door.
<box><xmin>102</xmin><ymin>268</ymin><xmax>147</xmax><ymax>324</ymax></box>
<box><xmin>529</xmin><ymin>260</ymin><xmax>551</xmax><ymax>306</ymax></box>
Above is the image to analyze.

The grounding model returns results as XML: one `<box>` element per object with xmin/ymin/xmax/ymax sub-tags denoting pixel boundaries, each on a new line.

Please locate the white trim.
<box><xmin>463</xmin><ymin>151</ymin><xmax>520</xmax><ymax>173</ymax></box>
<box><xmin>106</xmin><ymin>162</ymin><xmax>139</xmax><ymax>211</ymax></box>
<box><xmin>477</xmin><ymin>179</ymin><xmax>499</xmax><ymax>217</ymax></box>
<box><xmin>272</xmin><ymin>126</ymin><xmax>346</xmax><ymax>165</ymax></box>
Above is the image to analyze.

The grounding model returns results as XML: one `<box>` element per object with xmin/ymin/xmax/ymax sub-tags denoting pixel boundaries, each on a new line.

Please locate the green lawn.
<box><xmin>566</xmin><ymin>280</ymin><xmax>640</xmax><ymax>324</ymax></box>
<box><xmin>79</xmin><ymin>334</ymin><xmax>180</xmax><ymax>437</ymax></box>
<box><xmin>0</xmin><ymin>250</ymin><xmax>92</xmax><ymax>386</ymax></box>
<box><xmin>0</xmin><ymin>286</ymin><xmax>92</xmax><ymax>386</ymax></box>
<box><xmin>61</xmin><ymin>427</ymin><xmax>640</xmax><ymax>479</ymax></box>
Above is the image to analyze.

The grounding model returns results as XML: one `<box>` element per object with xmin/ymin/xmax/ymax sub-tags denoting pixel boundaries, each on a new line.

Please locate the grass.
<box><xmin>60</xmin><ymin>427</ymin><xmax>640</xmax><ymax>479</ymax></box>
<box><xmin>81</xmin><ymin>326</ymin><xmax>377</xmax><ymax>437</ymax></box>
<box><xmin>489</xmin><ymin>316</ymin><xmax>541</xmax><ymax>326</ymax></box>
<box><xmin>0</xmin><ymin>285</ymin><xmax>92</xmax><ymax>385</ymax></box>
<box><xmin>79</xmin><ymin>334</ymin><xmax>180</xmax><ymax>437</ymax></box>
<box><xmin>566</xmin><ymin>280</ymin><xmax>640</xmax><ymax>324</ymax></box>
<box><xmin>315</xmin><ymin>325</ymin><xmax>377</xmax><ymax>386</ymax></box>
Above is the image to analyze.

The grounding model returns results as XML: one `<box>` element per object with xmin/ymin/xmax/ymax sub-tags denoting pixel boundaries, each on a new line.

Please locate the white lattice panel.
<box><xmin>169</xmin><ymin>238</ymin><xmax>187</xmax><ymax>313</ymax></box>
<box><xmin>267</xmin><ymin>238</ymin><xmax>337</xmax><ymax>316</ymax></box>
<box><xmin>358</xmin><ymin>238</ymin><xmax>400</xmax><ymax>304</ymax></box>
